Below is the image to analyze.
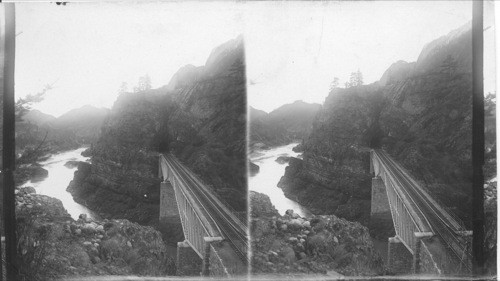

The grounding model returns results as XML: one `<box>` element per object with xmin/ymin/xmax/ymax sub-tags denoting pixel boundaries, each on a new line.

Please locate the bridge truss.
<box><xmin>159</xmin><ymin>154</ymin><xmax>249</xmax><ymax>275</ymax></box>
<box><xmin>371</xmin><ymin>150</ymin><xmax>472</xmax><ymax>273</ymax></box>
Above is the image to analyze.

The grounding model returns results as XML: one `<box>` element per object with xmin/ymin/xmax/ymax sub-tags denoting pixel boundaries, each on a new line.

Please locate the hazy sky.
<box><xmin>15</xmin><ymin>2</ymin><xmax>243</xmax><ymax>117</ymax></box>
<box><xmin>14</xmin><ymin>1</ymin><xmax>497</xmax><ymax>116</ymax></box>
<box><xmin>245</xmin><ymin>1</ymin><xmax>489</xmax><ymax>112</ymax></box>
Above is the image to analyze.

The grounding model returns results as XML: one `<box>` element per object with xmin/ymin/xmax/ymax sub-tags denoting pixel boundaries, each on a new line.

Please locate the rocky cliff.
<box><xmin>67</xmin><ymin>36</ymin><xmax>247</xmax><ymax>229</ymax></box>
<box><xmin>250</xmin><ymin>192</ymin><xmax>384</xmax><ymax>276</ymax></box>
<box><xmin>279</xmin><ymin>23</ymin><xmax>475</xmax><ymax>225</ymax></box>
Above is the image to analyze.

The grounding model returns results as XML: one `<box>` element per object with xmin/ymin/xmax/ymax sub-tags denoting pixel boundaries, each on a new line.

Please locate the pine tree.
<box><xmin>133</xmin><ymin>75</ymin><xmax>152</xmax><ymax>92</ymax></box>
<box><xmin>329</xmin><ymin>77</ymin><xmax>340</xmax><ymax>92</ymax></box>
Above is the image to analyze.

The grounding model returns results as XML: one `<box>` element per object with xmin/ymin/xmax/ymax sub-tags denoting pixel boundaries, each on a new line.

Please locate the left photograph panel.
<box><xmin>1</xmin><ymin>2</ymin><xmax>248</xmax><ymax>279</ymax></box>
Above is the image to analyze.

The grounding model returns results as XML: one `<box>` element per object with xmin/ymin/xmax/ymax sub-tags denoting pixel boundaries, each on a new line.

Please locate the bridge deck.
<box><xmin>159</xmin><ymin>154</ymin><xmax>249</xmax><ymax>264</ymax></box>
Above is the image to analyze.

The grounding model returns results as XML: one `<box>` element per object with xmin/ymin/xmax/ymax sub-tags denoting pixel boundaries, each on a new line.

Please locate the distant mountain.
<box><xmin>18</xmin><ymin>105</ymin><xmax>109</xmax><ymax>154</ymax></box>
<box><xmin>268</xmin><ymin>100</ymin><xmax>322</xmax><ymax>133</ymax></box>
<box><xmin>250</xmin><ymin>100</ymin><xmax>321</xmax><ymax>147</ymax></box>
<box><xmin>22</xmin><ymin>109</ymin><xmax>56</xmax><ymax>126</ymax></box>
<box><xmin>249</xmin><ymin>107</ymin><xmax>268</xmax><ymax>121</ymax></box>
<box><xmin>52</xmin><ymin>105</ymin><xmax>109</xmax><ymax>142</ymax></box>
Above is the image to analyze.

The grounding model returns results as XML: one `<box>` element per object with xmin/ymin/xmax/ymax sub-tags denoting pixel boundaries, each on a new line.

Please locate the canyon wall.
<box><xmin>68</xmin><ymin>37</ymin><xmax>247</xmax><ymax>229</ymax></box>
<box><xmin>279</xmin><ymin>23</ymin><xmax>475</xmax><ymax>225</ymax></box>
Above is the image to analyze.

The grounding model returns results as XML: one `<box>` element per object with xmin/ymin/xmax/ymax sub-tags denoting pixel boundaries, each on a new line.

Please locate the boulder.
<box><xmin>292</xmin><ymin>143</ymin><xmax>304</xmax><ymax>153</ymax></box>
<box><xmin>96</xmin><ymin>225</ymin><xmax>104</xmax><ymax>233</ymax></box>
<box><xmin>287</xmin><ymin>219</ymin><xmax>303</xmax><ymax>230</ymax></box>
<box><xmin>280</xmin><ymin>246</ymin><xmax>296</xmax><ymax>264</ymax></box>
<box><xmin>82</xmin><ymin>223</ymin><xmax>97</xmax><ymax>235</ymax></box>
<box><xmin>249</xmin><ymin>162</ymin><xmax>260</xmax><ymax>176</ymax></box>
<box><xmin>30</xmin><ymin>165</ymin><xmax>49</xmax><ymax>182</ymax></box>
<box><xmin>298</xmin><ymin>252</ymin><xmax>307</xmax><ymax>260</ymax></box>
<box><xmin>275</xmin><ymin>156</ymin><xmax>292</xmax><ymax>164</ymax></box>
<box><xmin>21</xmin><ymin>186</ymin><xmax>36</xmax><ymax>194</ymax></box>
<box><xmin>64</xmin><ymin>160</ymin><xmax>81</xmax><ymax>169</ymax></box>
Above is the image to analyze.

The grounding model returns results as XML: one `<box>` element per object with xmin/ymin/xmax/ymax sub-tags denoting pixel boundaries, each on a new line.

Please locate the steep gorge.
<box><xmin>279</xmin><ymin>23</ymin><xmax>476</xmax><ymax>225</ymax></box>
<box><xmin>67</xmin><ymin>36</ymin><xmax>247</xmax><ymax>230</ymax></box>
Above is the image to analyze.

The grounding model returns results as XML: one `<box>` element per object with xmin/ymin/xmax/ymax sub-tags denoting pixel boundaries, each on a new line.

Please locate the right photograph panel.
<box><xmin>246</xmin><ymin>1</ymin><xmax>496</xmax><ymax>278</ymax></box>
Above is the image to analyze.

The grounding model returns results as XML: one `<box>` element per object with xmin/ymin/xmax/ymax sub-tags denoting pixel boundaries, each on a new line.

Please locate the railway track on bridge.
<box><xmin>163</xmin><ymin>155</ymin><xmax>249</xmax><ymax>264</ymax></box>
<box><xmin>375</xmin><ymin>150</ymin><xmax>472</xmax><ymax>273</ymax></box>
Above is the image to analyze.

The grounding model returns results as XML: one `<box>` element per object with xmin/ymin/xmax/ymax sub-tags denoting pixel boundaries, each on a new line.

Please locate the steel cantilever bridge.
<box><xmin>370</xmin><ymin>149</ymin><xmax>472</xmax><ymax>275</ymax></box>
<box><xmin>158</xmin><ymin>154</ymin><xmax>248</xmax><ymax>277</ymax></box>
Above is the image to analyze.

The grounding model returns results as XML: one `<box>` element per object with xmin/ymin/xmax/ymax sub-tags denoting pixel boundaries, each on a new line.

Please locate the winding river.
<box><xmin>249</xmin><ymin>143</ymin><xmax>312</xmax><ymax>217</ymax></box>
<box><xmin>22</xmin><ymin>147</ymin><xmax>99</xmax><ymax>220</ymax></box>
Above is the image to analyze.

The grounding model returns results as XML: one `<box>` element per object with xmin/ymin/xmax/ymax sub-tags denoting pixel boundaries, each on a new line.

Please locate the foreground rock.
<box><xmin>250</xmin><ymin>192</ymin><xmax>384</xmax><ymax>276</ymax></box>
<box><xmin>16</xmin><ymin>186</ymin><xmax>173</xmax><ymax>281</ymax></box>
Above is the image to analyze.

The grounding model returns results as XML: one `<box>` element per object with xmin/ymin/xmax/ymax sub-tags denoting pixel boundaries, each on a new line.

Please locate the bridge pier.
<box><xmin>387</xmin><ymin>236</ymin><xmax>413</xmax><ymax>274</ymax></box>
<box><xmin>202</xmin><ymin>237</ymin><xmax>224</xmax><ymax>276</ymax></box>
<box><xmin>176</xmin><ymin>240</ymin><xmax>203</xmax><ymax>276</ymax></box>
<box><xmin>159</xmin><ymin>181</ymin><xmax>184</xmax><ymax>242</ymax></box>
<box><xmin>370</xmin><ymin>176</ymin><xmax>394</xmax><ymax>238</ymax></box>
<box><xmin>413</xmin><ymin>232</ymin><xmax>435</xmax><ymax>274</ymax></box>
<box><xmin>371</xmin><ymin>176</ymin><xmax>391</xmax><ymax>215</ymax></box>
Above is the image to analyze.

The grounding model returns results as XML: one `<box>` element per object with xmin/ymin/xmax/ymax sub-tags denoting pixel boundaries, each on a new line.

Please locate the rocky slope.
<box><xmin>250</xmin><ymin>101</ymin><xmax>321</xmax><ymax>148</ymax></box>
<box><xmin>67</xmin><ymin>36</ymin><xmax>247</xmax><ymax>232</ymax></box>
<box><xmin>250</xmin><ymin>192</ymin><xmax>384</xmax><ymax>276</ymax></box>
<box><xmin>279</xmin><ymin>23</ymin><xmax>475</xmax><ymax>226</ymax></box>
<box><xmin>15</xmin><ymin>186</ymin><xmax>173</xmax><ymax>281</ymax></box>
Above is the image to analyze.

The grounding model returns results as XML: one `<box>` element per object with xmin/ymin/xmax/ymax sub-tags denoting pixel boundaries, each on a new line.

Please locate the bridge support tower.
<box><xmin>176</xmin><ymin>241</ymin><xmax>203</xmax><ymax>276</ymax></box>
<box><xmin>202</xmin><ymin>237</ymin><xmax>224</xmax><ymax>276</ymax></box>
<box><xmin>159</xmin><ymin>181</ymin><xmax>184</xmax><ymax>241</ymax></box>
<box><xmin>371</xmin><ymin>176</ymin><xmax>391</xmax><ymax>218</ymax></box>
<box><xmin>387</xmin><ymin>236</ymin><xmax>413</xmax><ymax>274</ymax></box>
<box><xmin>370</xmin><ymin>176</ymin><xmax>394</xmax><ymax>242</ymax></box>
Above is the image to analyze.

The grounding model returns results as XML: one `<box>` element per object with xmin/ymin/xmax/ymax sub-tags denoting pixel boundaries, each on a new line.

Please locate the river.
<box><xmin>22</xmin><ymin>147</ymin><xmax>99</xmax><ymax>220</ymax></box>
<box><xmin>249</xmin><ymin>143</ymin><xmax>312</xmax><ymax>217</ymax></box>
